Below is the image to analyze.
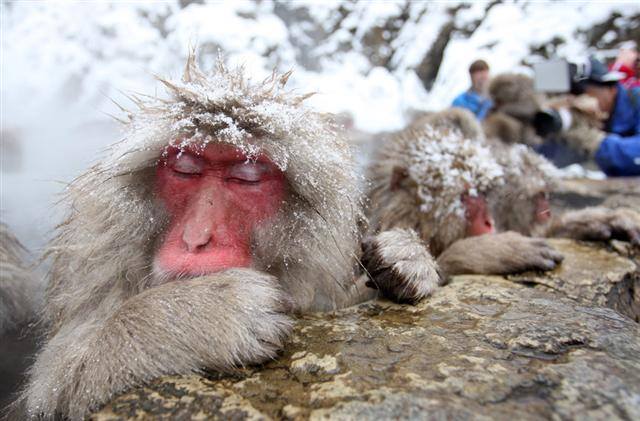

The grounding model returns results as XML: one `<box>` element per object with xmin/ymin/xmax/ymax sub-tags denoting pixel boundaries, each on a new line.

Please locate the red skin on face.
<box><xmin>463</xmin><ymin>194</ymin><xmax>495</xmax><ymax>237</ymax></box>
<box><xmin>154</xmin><ymin>143</ymin><xmax>286</xmax><ymax>277</ymax></box>
<box><xmin>533</xmin><ymin>192</ymin><xmax>552</xmax><ymax>224</ymax></box>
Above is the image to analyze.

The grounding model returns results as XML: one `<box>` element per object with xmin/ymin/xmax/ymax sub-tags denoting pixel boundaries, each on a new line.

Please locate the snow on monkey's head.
<box><xmin>44</xmin><ymin>53</ymin><xmax>364</xmax><ymax>329</ymax></box>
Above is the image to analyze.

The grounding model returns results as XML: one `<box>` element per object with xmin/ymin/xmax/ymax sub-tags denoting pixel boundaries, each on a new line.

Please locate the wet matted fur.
<box><xmin>367</xmin><ymin>124</ymin><xmax>504</xmax><ymax>256</ymax></box>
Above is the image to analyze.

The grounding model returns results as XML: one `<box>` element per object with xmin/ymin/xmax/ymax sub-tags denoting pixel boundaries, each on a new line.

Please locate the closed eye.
<box><xmin>226</xmin><ymin>162</ymin><xmax>269</xmax><ymax>184</ymax></box>
<box><xmin>171</xmin><ymin>152</ymin><xmax>204</xmax><ymax>177</ymax></box>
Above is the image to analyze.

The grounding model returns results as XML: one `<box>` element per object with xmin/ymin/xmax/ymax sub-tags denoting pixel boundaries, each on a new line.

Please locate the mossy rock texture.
<box><xmin>94</xmin><ymin>238</ymin><xmax>640</xmax><ymax>421</ymax></box>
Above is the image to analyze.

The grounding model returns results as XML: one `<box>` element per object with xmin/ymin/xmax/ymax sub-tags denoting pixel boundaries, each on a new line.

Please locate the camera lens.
<box><xmin>533</xmin><ymin>109</ymin><xmax>563</xmax><ymax>137</ymax></box>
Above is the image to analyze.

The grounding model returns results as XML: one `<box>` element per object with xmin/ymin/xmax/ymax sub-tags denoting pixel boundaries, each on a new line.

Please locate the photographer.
<box><xmin>534</xmin><ymin>57</ymin><xmax>639</xmax><ymax>176</ymax></box>
<box><xmin>582</xmin><ymin>58</ymin><xmax>640</xmax><ymax>176</ymax></box>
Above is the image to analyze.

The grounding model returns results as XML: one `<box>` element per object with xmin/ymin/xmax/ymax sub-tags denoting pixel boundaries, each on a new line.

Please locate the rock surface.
<box><xmin>510</xmin><ymin>239</ymin><xmax>639</xmax><ymax>322</ymax></box>
<box><xmin>553</xmin><ymin>177</ymin><xmax>640</xmax><ymax>210</ymax></box>
<box><xmin>93</xmin><ymin>239</ymin><xmax>640</xmax><ymax>421</ymax></box>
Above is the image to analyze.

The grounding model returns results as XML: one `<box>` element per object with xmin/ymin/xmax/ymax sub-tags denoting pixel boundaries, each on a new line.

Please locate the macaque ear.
<box><xmin>390</xmin><ymin>166</ymin><xmax>409</xmax><ymax>191</ymax></box>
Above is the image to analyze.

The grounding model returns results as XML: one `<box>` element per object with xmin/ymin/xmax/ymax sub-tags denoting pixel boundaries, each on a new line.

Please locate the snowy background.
<box><xmin>1</xmin><ymin>0</ymin><xmax>639</xmax><ymax>251</ymax></box>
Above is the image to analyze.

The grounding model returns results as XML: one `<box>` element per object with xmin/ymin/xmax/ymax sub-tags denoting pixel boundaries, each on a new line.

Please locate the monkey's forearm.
<box><xmin>546</xmin><ymin>207</ymin><xmax>640</xmax><ymax>245</ymax></box>
<box><xmin>546</xmin><ymin>210</ymin><xmax>603</xmax><ymax>240</ymax></box>
<box><xmin>437</xmin><ymin>232</ymin><xmax>563</xmax><ymax>277</ymax></box>
<box><xmin>24</xmin><ymin>269</ymin><xmax>293</xmax><ymax>420</ymax></box>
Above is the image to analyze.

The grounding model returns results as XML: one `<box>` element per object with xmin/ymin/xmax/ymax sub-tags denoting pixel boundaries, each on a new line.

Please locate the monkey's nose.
<box><xmin>486</xmin><ymin>218</ymin><xmax>496</xmax><ymax>234</ymax></box>
<box><xmin>182</xmin><ymin>226</ymin><xmax>212</xmax><ymax>253</ymax></box>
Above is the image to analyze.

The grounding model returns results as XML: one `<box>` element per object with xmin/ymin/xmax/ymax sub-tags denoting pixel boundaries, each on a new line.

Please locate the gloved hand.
<box><xmin>562</xmin><ymin>121</ymin><xmax>606</xmax><ymax>157</ymax></box>
<box><xmin>561</xmin><ymin>97</ymin><xmax>607</xmax><ymax>157</ymax></box>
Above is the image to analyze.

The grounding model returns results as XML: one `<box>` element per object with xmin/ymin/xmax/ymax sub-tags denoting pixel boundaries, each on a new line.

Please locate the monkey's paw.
<box><xmin>552</xmin><ymin>207</ymin><xmax>640</xmax><ymax>246</ymax></box>
<box><xmin>361</xmin><ymin>228</ymin><xmax>441</xmax><ymax>304</ymax></box>
<box><xmin>499</xmin><ymin>232</ymin><xmax>565</xmax><ymax>273</ymax></box>
<box><xmin>229</xmin><ymin>269</ymin><xmax>296</xmax><ymax>357</ymax></box>
<box><xmin>165</xmin><ymin>269</ymin><xmax>295</xmax><ymax>365</ymax></box>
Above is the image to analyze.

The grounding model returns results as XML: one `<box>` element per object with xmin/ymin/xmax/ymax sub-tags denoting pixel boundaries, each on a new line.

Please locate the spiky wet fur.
<box><xmin>21</xmin><ymin>55</ymin><xmax>365</xmax><ymax>420</ymax></box>
<box><xmin>367</xmin><ymin>124</ymin><xmax>503</xmax><ymax>256</ymax></box>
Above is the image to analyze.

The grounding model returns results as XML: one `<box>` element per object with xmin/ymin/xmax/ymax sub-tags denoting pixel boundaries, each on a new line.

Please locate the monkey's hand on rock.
<box><xmin>549</xmin><ymin>207</ymin><xmax>640</xmax><ymax>246</ymax></box>
<box><xmin>437</xmin><ymin>231</ymin><xmax>564</xmax><ymax>277</ymax></box>
<box><xmin>361</xmin><ymin>228</ymin><xmax>442</xmax><ymax>304</ymax></box>
<box><xmin>23</xmin><ymin>268</ymin><xmax>293</xmax><ymax>420</ymax></box>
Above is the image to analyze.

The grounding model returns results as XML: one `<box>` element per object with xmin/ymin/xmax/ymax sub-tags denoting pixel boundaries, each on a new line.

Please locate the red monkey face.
<box><xmin>533</xmin><ymin>191</ymin><xmax>552</xmax><ymax>224</ymax></box>
<box><xmin>153</xmin><ymin>143</ymin><xmax>286</xmax><ymax>278</ymax></box>
<box><xmin>463</xmin><ymin>193</ymin><xmax>495</xmax><ymax>237</ymax></box>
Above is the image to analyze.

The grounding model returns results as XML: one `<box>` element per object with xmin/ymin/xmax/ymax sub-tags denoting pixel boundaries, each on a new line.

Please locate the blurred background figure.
<box><xmin>610</xmin><ymin>41</ymin><xmax>639</xmax><ymax>89</ymax></box>
<box><xmin>524</xmin><ymin>56</ymin><xmax>639</xmax><ymax>176</ymax></box>
<box><xmin>582</xmin><ymin>57</ymin><xmax>640</xmax><ymax>176</ymax></box>
<box><xmin>452</xmin><ymin>59</ymin><xmax>493</xmax><ymax>120</ymax></box>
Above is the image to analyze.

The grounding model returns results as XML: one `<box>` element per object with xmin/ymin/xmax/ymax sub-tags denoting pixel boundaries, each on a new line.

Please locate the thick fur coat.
<box><xmin>435</xmin><ymin>108</ymin><xmax>640</xmax><ymax>246</ymax></box>
<box><xmin>364</xmin><ymin>109</ymin><xmax>564</xmax><ymax>278</ymax></box>
<box><xmin>367</xmin><ymin>123</ymin><xmax>504</xmax><ymax>256</ymax></box>
<box><xmin>22</xmin><ymin>55</ymin><xmax>369</xmax><ymax>420</ymax></box>
<box><xmin>483</xmin><ymin>73</ymin><xmax>544</xmax><ymax>147</ymax></box>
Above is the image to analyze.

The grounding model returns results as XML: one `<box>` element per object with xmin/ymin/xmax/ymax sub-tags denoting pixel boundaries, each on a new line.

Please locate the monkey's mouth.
<box><xmin>152</xmin><ymin>248</ymin><xmax>253</xmax><ymax>285</ymax></box>
<box><xmin>534</xmin><ymin>192</ymin><xmax>552</xmax><ymax>223</ymax></box>
<box><xmin>536</xmin><ymin>208</ymin><xmax>552</xmax><ymax>223</ymax></box>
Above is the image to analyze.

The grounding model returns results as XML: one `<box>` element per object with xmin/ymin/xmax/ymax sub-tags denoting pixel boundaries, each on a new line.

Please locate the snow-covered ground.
<box><xmin>1</xmin><ymin>0</ymin><xmax>638</xmax><ymax>250</ymax></box>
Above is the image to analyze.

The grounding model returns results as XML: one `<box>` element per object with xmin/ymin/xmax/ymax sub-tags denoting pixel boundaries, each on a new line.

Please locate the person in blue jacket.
<box><xmin>582</xmin><ymin>58</ymin><xmax>640</xmax><ymax>176</ymax></box>
<box><xmin>452</xmin><ymin>60</ymin><xmax>493</xmax><ymax>120</ymax></box>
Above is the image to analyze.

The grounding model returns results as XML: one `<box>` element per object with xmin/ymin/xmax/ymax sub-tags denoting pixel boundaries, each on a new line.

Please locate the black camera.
<box><xmin>531</xmin><ymin>56</ymin><xmax>625</xmax><ymax>136</ymax></box>
<box><xmin>533</xmin><ymin>107</ymin><xmax>573</xmax><ymax>137</ymax></box>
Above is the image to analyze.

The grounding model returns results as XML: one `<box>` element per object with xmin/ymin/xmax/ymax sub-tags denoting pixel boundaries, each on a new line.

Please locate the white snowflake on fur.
<box><xmin>101</xmin><ymin>54</ymin><xmax>362</xmax><ymax>216</ymax></box>
<box><xmin>402</xmin><ymin>125</ymin><xmax>504</xmax><ymax>223</ymax></box>
<box><xmin>499</xmin><ymin>143</ymin><xmax>560</xmax><ymax>194</ymax></box>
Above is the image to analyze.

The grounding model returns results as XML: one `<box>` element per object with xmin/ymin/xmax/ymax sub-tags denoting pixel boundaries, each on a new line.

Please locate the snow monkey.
<box><xmin>482</xmin><ymin>73</ymin><xmax>609</xmax><ymax>165</ymax></box>
<box><xmin>492</xmin><ymin>143</ymin><xmax>640</xmax><ymax>245</ymax></box>
<box><xmin>20</xmin><ymin>55</ymin><xmax>434</xmax><ymax>420</ymax></box>
<box><xmin>483</xmin><ymin>73</ymin><xmax>545</xmax><ymax>147</ymax></box>
<box><xmin>362</xmin><ymin>122</ymin><xmax>563</xmax><ymax>286</ymax></box>
<box><xmin>421</xmin><ymin>108</ymin><xmax>640</xmax><ymax>246</ymax></box>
